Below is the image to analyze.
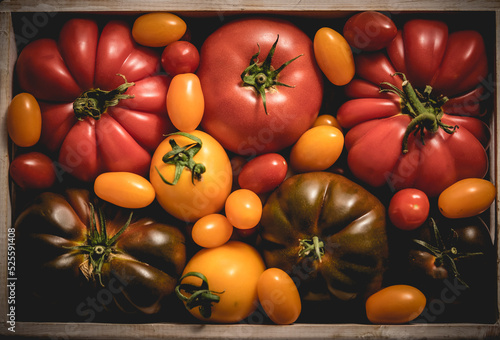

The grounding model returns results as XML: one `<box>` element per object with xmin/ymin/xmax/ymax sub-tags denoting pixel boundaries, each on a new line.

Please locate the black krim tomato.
<box><xmin>14</xmin><ymin>188</ymin><xmax>186</xmax><ymax>321</ymax></box>
<box><xmin>259</xmin><ymin>172</ymin><xmax>388</xmax><ymax>315</ymax></box>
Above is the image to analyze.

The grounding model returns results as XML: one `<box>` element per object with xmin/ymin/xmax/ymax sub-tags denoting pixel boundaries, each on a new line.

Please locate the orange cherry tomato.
<box><xmin>312</xmin><ymin>114</ymin><xmax>343</xmax><ymax>132</ymax></box>
<box><xmin>94</xmin><ymin>172</ymin><xmax>155</xmax><ymax>209</ymax></box>
<box><xmin>132</xmin><ymin>12</ymin><xmax>187</xmax><ymax>47</ymax></box>
<box><xmin>290</xmin><ymin>125</ymin><xmax>344</xmax><ymax>173</ymax></box>
<box><xmin>438</xmin><ymin>178</ymin><xmax>497</xmax><ymax>218</ymax></box>
<box><xmin>166</xmin><ymin>73</ymin><xmax>204</xmax><ymax>132</ymax></box>
<box><xmin>313</xmin><ymin>27</ymin><xmax>355</xmax><ymax>86</ymax></box>
<box><xmin>7</xmin><ymin>92</ymin><xmax>42</xmax><ymax>147</ymax></box>
<box><xmin>224</xmin><ymin>189</ymin><xmax>262</xmax><ymax>230</ymax></box>
<box><xmin>257</xmin><ymin>268</ymin><xmax>301</xmax><ymax>325</ymax></box>
<box><xmin>366</xmin><ymin>285</ymin><xmax>426</xmax><ymax>324</ymax></box>
<box><xmin>192</xmin><ymin>213</ymin><xmax>233</xmax><ymax>248</ymax></box>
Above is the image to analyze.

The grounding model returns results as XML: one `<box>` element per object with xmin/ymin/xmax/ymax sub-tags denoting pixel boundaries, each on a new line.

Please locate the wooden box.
<box><xmin>0</xmin><ymin>1</ymin><xmax>499</xmax><ymax>339</ymax></box>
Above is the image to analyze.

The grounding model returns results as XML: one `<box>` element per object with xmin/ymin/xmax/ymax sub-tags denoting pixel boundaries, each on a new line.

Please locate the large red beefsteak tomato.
<box><xmin>197</xmin><ymin>17</ymin><xmax>324</xmax><ymax>157</ymax></box>
<box><xmin>16</xmin><ymin>18</ymin><xmax>175</xmax><ymax>182</ymax></box>
<box><xmin>337</xmin><ymin>19</ymin><xmax>490</xmax><ymax>197</ymax></box>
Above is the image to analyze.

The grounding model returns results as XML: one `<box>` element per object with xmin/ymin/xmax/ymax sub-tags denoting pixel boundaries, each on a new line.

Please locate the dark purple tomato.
<box><xmin>343</xmin><ymin>11</ymin><xmax>397</xmax><ymax>51</ymax></box>
<box><xmin>238</xmin><ymin>153</ymin><xmax>287</xmax><ymax>194</ymax></box>
<box><xmin>161</xmin><ymin>40</ymin><xmax>200</xmax><ymax>76</ymax></box>
<box><xmin>9</xmin><ymin>152</ymin><xmax>57</xmax><ymax>189</ymax></box>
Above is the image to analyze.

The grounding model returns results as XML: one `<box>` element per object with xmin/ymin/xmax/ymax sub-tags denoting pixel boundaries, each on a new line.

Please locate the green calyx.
<box><xmin>298</xmin><ymin>236</ymin><xmax>325</xmax><ymax>263</ymax></box>
<box><xmin>155</xmin><ymin>132</ymin><xmax>206</xmax><ymax>186</ymax></box>
<box><xmin>380</xmin><ymin>72</ymin><xmax>458</xmax><ymax>154</ymax></box>
<box><xmin>70</xmin><ymin>203</ymin><xmax>133</xmax><ymax>286</ymax></box>
<box><xmin>412</xmin><ymin>218</ymin><xmax>483</xmax><ymax>289</ymax></box>
<box><xmin>175</xmin><ymin>271</ymin><xmax>224</xmax><ymax>319</ymax></box>
<box><xmin>73</xmin><ymin>74</ymin><xmax>135</xmax><ymax>120</ymax></box>
<box><xmin>241</xmin><ymin>35</ymin><xmax>303</xmax><ymax>115</ymax></box>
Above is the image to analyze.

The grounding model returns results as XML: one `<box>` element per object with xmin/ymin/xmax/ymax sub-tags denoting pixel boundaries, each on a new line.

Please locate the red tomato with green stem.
<box><xmin>15</xmin><ymin>18</ymin><xmax>175</xmax><ymax>182</ymax></box>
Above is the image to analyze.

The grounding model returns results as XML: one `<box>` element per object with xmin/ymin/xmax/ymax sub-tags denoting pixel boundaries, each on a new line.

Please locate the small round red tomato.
<box><xmin>312</xmin><ymin>114</ymin><xmax>343</xmax><ymax>132</ymax></box>
<box><xmin>7</xmin><ymin>93</ymin><xmax>42</xmax><ymax>147</ymax></box>
<box><xmin>238</xmin><ymin>153</ymin><xmax>288</xmax><ymax>194</ymax></box>
<box><xmin>166</xmin><ymin>73</ymin><xmax>204</xmax><ymax>132</ymax></box>
<box><xmin>192</xmin><ymin>213</ymin><xmax>233</xmax><ymax>248</ymax></box>
<box><xmin>366</xmin><ymin>285</ymin><xmax>426</xmax><ymax>324</ymax></box>
<box><xmin>313</xmin><ymin>27</ymin><xmax>355</xmax><ymax>85</ymax></box>
<box><xmin>343</xmin><ymin>11</ymin><xmax>397</xmax><ymax>51</ymax></box>
<box><xmin>94</xmin><ymin>172</ymin><xmax>155</xmax><ymax>209</ymax></box>
<box><xmin>257</xmin><ymin>268</ymin><xmax>301</xmax><ymax>325</ymax></box>
<box><xmin>161</xmin><ymin>40</ymin><xmax>200</xmax><ymax>76</ymax></box>
<box><xmin>438</xmin><ymin>178</ymin><xmax>496</xmax><ymax>218</ymax></box>
<box><xmin>132</xmin><ymin>12</ymin><xmax>187</xmax><ymax>47</ymax></box>
<box><xmin>225</xmin><ymin>189</ymin><xmax>262</xmax><ymax>230</ymax></box>
<box><xmin>388</xmin><ymin>188</ymin><xmax>430</xmax><ymax>230</ymax></box>
<box><xmin>290</xmin><ymin>125</ymin><xmax>344</xmax><ymax>173</ymax></box>
<box><xmin>9</xmin><ymin>152</ymin><xmax>56</xmax><ymax>189</ymax></box>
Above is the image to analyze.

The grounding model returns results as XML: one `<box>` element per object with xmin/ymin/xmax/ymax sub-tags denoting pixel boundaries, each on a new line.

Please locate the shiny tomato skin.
<box><xmin>366</xmin><ymin>285</ymin><xmax>426</xmax><ymax>324</ymax></box>
<box><xmin>238</xmin><ymin>153</ymin><xmax>288</xmax><ymax>194</ymax></box>
<box><xmin>166</xmin><ymin>73</ymin><xmax>204</xmax><ymax>132</ymax></box>
<box><xmin>225</xmin><ymin>189</ymin><xmax>262</xmax><ymax>230</ymax></box>
<box><xmin>198</xmin><ymin>18</ymin><xmax>323</xmax><ymax>156</ymax></box>
<box><xmin>312</xmin><ymin>114</ymin><xmax>343</xmax><ymax>132</ymax></box>
<box><xmin>179</xmin><ymin>241</ymin><xmax>266</xmax><ymax>323</ymax></box>
<box><xmin>388</xmin><ymin>188</ymin><xmax>430</xmax><ymax>230</ymax></box>
<box><xmin>161</xmin><ymin>40</ymin><xmax>200</xmax><ymax>76</ymax></box>
<box><xmin>94</xmin><ymin>172</ymin><xmax>155</xmax><ymax>209</ymax></box>
<box><xmin>313</xmin><ymin>27</ymin><xmax>355</xmax><ymax>86</ymax></box>
<box><xmin>438</xmin><ymin>178</ymin><xmax>496</xmax><ymax>218</ymax></box>
<box><xmin>7</xmin><ymin>93</ymin><xmax>42</xmax><ymax>147</ymax></box>
<box><xmin>257</xmin><ymin>268</ymin><xmax>301</xmax><ymax>325</ymax></box>
<box><xmin>290</xmin><ymin>125</ymin><xmax>344</xmax><ymax>173</ymax></box>
<box><xmin>150</xmin><ymin>130</ymin><xmax>233</xmax><ymax>222</ymax></box>
<box><xmin>343</xmin><ymin>11</ymin><xmax>397</xmax><ymax>51</ymax></box>
<box><xmin>132</xmin><ymin>12</ymin><xmax>187</xmax><ymax>47</ymax></box>
<box><xmin>191</xmin><ymin>213</ymin><xmax>233</xmax><ymax>248</ymax></box>
<box><xmin>9</xmin><ymin>152</ymin><xmax>56</xmax><ymax>189</ymax></box>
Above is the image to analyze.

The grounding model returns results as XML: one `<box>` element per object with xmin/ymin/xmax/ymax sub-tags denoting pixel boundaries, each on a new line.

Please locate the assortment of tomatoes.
<box><xmin>7</xmin><ymin>10</ymin><xmax>497</xmax><ymax>327</ymax></box>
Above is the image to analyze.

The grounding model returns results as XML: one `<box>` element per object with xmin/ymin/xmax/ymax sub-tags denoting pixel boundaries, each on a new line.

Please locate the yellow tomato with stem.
<box><xmin>166</xmin><ymin>73</ymin><xmax>204</xmax><ymax>132</ymax></box>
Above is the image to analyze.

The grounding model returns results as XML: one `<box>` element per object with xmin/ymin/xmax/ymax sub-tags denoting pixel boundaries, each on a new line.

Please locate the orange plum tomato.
<box><xmin>366</xmin><ymin>285</ymin><xmax>426</xmax><ymax>324</ymax></box>
<box><xmin>150</xmin><ymin>131</ymin><xmax>232</xmax><ymax>222</ymax></box>
<box><xmin>166</xmin><ymin>73</ymin><xmax>204</xmax><ymax>132</ymax></box>
<box><xmin>176</xmin><ymin>240</ymin><xmax>266</xmax><ymax>323</ymax></box>
<box><xmin>438</xmin><ymin>178</ymin><xmax>497</xmax><ymax>218</ymax></box>
<box><xmin>388</xmin><ymin>188</ymin><xmax>430</xmax><ymax>230</ymax></box>
<box><xmin>9</xmin><ymin>152</ymin><xmax>56</xmax><ymax>189</ymax></box>
<box><xmin>7</xmin><ymin>92</ymin><xmax>42</xmax><ymax>147</ymax></box>
<box><xmin>161</xmin><ymin>40</ymin><xmax>200</xmax><ymax>76</ymax></box>
<box><xmin>290</xmin><ymin>125</ymin><xmax>344</xmax><ymax>173</ymax></box>
<box><xmin>94</xmin><ymin>172</ymin><xmax>155</xmax><ymax>209</ymax></box>
<box><xmin>257</xmin><ymin>268</ymin><xmax>301</xmax><ymax>325</ymax></box>
<box><xmin>238</xmin><ymin>153</ymin><xmax>288</xmax><ymax>194</ymax></box>
<box><xmin>224</xmin><ymin>189</ymin><xmax>262</xmax><ymax>230</ymax></box>
<box><xmin>132</xmin><ymin>12</ymin><xmax>187</xmax><ymax>47</ymax></box>
<box><xmin>312</xmin><ymin>114</ymin><xmax>343</xmax><ymax>132</ymax></box>
<box><xmin>192</xmin><ymin>213</ymin><xmax>233</xmax><ymax>248</ymax></box>
<box><xmin>313</xmin><ymin>27</ymin><xmax>355</xmax><ymax>86</ymax></box>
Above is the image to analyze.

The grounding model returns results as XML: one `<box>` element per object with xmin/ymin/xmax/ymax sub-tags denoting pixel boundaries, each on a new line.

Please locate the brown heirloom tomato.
<box><xmin>259</xmin><ymin>172</ymin><xmax>388</xmax><ymax>308</ymax></box>
<box><xmin>14</xmin><ymin>188</ymin><xmax>186</xmax><ymax>321</ymax></box>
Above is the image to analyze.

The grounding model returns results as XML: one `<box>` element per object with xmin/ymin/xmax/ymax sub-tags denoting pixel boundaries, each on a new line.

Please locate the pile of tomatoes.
<box><xmin>8</xmin><ymin>10</ymin><xmax>497</xmax><ymax>325</ymax></box>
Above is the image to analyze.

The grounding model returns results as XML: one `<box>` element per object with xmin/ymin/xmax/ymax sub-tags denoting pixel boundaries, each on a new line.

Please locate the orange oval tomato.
<box><xmin>290</xmin><ymin>125</ymin><xmax>344</xmax><ymax>173</ymax></box>
<box><xmin>313</xmin><ymin>27</ymin><xmax>355</xmax><ymax>86</ymax></box>
<box><xmin>192</xmin><ymin>213</ymin><xmax>233</xmax><ymax>248</ymax></box>
<box><xmin>166</xmin><ymin>73</ymin><xmax>204</xmax><ymax>132</ymax></box>
<box><xmin>150</xmin><ymin>131</ymin><xmax>232</xmax><ymax>222</ymax></box>
<box><xmin>438</xmin><ymin>178</ymin><xmax>496</xmax><ymax>218</ymax></box>
<box><xmin>312</xmin><ymin>114</ymin><xmax>343</xmax><ymax>132</ymax></box>
<box><xmin>94</xmin><ymin>172</ymin><xmax>155</xmax><ymax>209</ymax></box>
<box><xmin>7</xmin><ymin>92</ymin><xmax>42</xmax><ymax>147</ymax></box>
<box><xmin>132</xmin><ymin>12</ymin><xmax>187</xmax><ymax>47</ymax></box>
<box><xmin>366</xmin><ymin>285</ymin><xmax>426</xmax><ymax>324</ymax></box>
<box><xmin>224</xmin><ymin>189</ymin><xmax>262</xmax><ymax>230</ymax></box>
<box><xmin>177</xmin><ymin>241</ymin><xmax>266</xmax><ymax>323</ymax></box>
<box><xmin>257</xmin><ymin>268</ymin><xmax>301</xmax><ymax>325</ymax></box>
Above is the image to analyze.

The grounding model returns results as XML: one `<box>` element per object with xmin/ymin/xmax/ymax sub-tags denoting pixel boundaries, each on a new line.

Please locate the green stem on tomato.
<box><xmin>298</xmin><ymin>236</ymin><xmax>325</xmax><ymax>263</ymax></box>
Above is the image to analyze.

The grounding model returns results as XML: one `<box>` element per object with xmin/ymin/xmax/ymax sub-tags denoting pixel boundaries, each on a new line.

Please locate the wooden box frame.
<box><xmin>0</xmin><ymin>1</ymin><xmax>499</xmax><ymax>339</ymax></box>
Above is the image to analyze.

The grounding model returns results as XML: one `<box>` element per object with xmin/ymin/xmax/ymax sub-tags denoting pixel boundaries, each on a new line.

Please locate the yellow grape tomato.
<box><xmin>7</xmin><ymin>92</ymin><xmax>42</xmax><ymax>147</ymax></box>
<box><xmin>94</xmin><ymin>172</ymin><xmax>155</xmax><ymax>209</ymax></box>
<box><xmin>132</xmin><ymin>12</ymin><xmax>187</xmax><ymax>47</ymax></box>
<box><xmin>192</xmin><ymin>213</ymin><xmax>233</xmax><ymax>248</ymax></box>
<box><xmin>166</xmin><ymin>73</ymin><xmax>205</xmax><ymax>132</ymax></box>
<box><xmin>224</xmin><ymin>189</ymin><xmax>262</xmax><ymax>230</ymax></box>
